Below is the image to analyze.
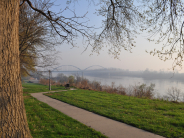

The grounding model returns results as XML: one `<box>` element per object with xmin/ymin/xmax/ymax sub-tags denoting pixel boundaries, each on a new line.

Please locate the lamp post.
<box><xmin>49</xmin><ymin>70</ymin><xmax>51</xmax><ymax>90</ymax></box>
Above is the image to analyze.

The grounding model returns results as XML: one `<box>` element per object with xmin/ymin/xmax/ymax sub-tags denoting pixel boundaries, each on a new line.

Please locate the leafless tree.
<box><xmin>22</xmin><ymin>0</ymin><xmax>144</xmax><ymax>59</ymax></box>
<box><xmin>143</xmin><ymin>0</ymin><xmax>184</xmax><ymax>70</ymax></box>
<box><xmin>19</xmin><ymin>1</ymin><xmax>61</xmax><ymax>76</ymax></box>
<box><xmin>92</xmin><ymin>0</ymin><xmax>144</xmax><ymax>58</ymax></box>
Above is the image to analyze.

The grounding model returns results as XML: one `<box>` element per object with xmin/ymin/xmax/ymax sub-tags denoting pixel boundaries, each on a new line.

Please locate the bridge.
<box><xmin>51</xmin><ymin>65</ymin><xmax>108</xmax><ymax>79</ymax></box>
<box><xmin>40</xmin><ymin>65</ymin><xmax>108</xmax><ymax>90</ymax></box>
<box><xmin>52</xmin><ymin>65</ymin><xmax>107</xmax><ymax>72</ymax></box>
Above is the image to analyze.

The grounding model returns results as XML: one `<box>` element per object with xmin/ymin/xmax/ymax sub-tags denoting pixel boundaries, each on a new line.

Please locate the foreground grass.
<box><xmin>22</xmin><ymin>83</ymin><xmax>65</xmax><ymax>93</ymax></box>
<box><xmin>44</xmin><ymin>89</ymin><xmax>184</xmax><ymax>138</ymax></box>
<box><xmin>24</xmin><ymin>93</ymin><xmax>107</xmax><ymax>138</ymax></box>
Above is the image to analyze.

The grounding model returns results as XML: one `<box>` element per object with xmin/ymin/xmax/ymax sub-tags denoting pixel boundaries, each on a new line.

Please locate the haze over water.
<box><xmin>52</xmin><ymin>67</ymin><xmax>184</xmax><ymax>98</ymax></box>
<box><xmin>84</xmin><ymin>75</ymin><xmax>184</xmax><ymax>97</ymax></box>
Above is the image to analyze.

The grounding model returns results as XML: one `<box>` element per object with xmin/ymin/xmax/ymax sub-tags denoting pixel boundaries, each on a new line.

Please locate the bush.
<box><xmin>68</xmin><ymin>76</ymin><xmax>75</xmax><ymax>85</ymax></box>
<box><xmin>126</xmin><ymin>83</ymin><xmax>155</xmax><ymax>99</ymax></box>
<box><xmin>164</xmin><ymin>87</ymin><xmax>182</xmax><ymax>102</ymax></box>
<box><xmin>39</xmin><ymin>78</ymin><xmax>60</xmax><ymax>86</ymax></box>
<box><xmin>134</xmin><ymin>83</ymin><xmax>155</xmax><ymax>99</ymax></box>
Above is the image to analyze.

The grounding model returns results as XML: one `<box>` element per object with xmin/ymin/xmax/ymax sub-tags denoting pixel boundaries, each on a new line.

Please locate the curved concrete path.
<box><xmin>30</xmin><ymin>91</ymin><xmax>165</xmax><ymax>138</ymax></box>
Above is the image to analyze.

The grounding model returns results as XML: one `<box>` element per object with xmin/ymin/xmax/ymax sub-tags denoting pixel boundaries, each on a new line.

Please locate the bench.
<box><xmin>65</xmin><ymin>83</ymin><xmax>70</xmax><ymax>89</ymax></box>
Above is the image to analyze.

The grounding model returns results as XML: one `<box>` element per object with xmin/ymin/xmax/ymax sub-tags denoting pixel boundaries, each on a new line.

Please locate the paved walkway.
<box><xmin>30</xmin><ymin>91</ymin><xmax>165</xmax><ymax>138</ymax></box>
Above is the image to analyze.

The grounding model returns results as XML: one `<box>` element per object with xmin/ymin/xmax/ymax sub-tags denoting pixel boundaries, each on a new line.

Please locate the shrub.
<box><xmin>68</xmin><ymin>76</ymin><xmax>75</xmax><ymax>85</ymax></box>
<box><xmin>127</xmin><ymin>83</ymin><xmax>155</xmax><ymax>99</ymax></box>
<box><xmin>165</xmin><ymin>87</ymin><xmax>182</xmax><ymax>102</ymax></box>
<box><xmin>39</xmin><ymin>78</ymin><xmax>59</xmax><ymax>86</ymax></box>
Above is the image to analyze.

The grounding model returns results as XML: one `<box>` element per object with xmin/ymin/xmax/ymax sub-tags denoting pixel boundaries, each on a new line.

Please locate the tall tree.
<box><xmin>19</xmin><ymin>2</ymin><xmax>42</xmax><ymax>76</ymax></box>
<box><xmin>19</xmin><ymin>1</ymin><xmax>59</xmax><ymax>76</ymax></box>
<box><xmin>0</xmin><ymin>0</ymin><xmax>32</xmax><ymax>137</ymax></box>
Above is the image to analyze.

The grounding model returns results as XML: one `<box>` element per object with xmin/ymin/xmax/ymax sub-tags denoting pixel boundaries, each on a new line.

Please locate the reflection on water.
<box><xmin>84</xmin><ymin>75</ymin><xmax>184</xmax><ymax>97</ymax></box>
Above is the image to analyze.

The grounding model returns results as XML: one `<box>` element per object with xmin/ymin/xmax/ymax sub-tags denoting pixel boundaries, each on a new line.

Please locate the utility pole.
<box><xmin>82</xmin><ymin>71</ymin><xmax>84</xmax><ymax>80</ymax></box>
<box><xmin>49</xmin><ymin>70</ymin><xmax>51</xmax><ymax>90</ymax></box>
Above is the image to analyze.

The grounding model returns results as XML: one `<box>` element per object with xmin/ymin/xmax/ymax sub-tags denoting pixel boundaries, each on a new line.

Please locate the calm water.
<box><xmin>84</xmin><ymin>75</ymin><xmax>184</xmax><ymax>97</ymax></box>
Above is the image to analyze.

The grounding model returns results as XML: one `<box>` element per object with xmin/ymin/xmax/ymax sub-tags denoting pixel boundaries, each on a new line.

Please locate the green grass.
<box><xmin>44</xmin><ymin>89</ymin><xmax>184</xmax><ymax>138</ymax></box>
<box><xmin>22</xmin><ymin>83</ymin><xmax>66</xmax><ymax>93</ymax></box>
<box><xmin>24</xmin><ymin>92</ymin><xmax>107</xmax><ymax>138</ymax></box>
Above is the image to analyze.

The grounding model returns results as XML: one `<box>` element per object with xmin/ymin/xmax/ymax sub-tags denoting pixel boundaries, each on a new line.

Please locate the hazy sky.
<box><xmin>49</xmin><ymin>0</ymin><xmax>184</xmax><ymax>72</ymax></box>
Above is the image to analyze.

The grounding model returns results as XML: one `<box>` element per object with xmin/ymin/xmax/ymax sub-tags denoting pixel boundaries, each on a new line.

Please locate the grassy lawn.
<box><xmin>44</xmin><ymin>89</ymin><xmax>184</xmax><ymax>138</ymax></box>
<box><xmin>23</xmin><ymin>84</ymin><xmax>107</xmax><ymax>138</ymax></box>
<box><xmin>22</xmin><ymin>83</ymin><xmax>66</xmax><ymax>93</ymax></box>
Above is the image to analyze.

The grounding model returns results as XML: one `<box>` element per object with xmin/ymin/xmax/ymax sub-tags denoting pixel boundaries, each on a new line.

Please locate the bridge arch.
<box><xmin>52</xmin><ymin>65</ymin><xmax>107</xmax><ymax>72</ymax></box>
<box><xmin>52</xmin><ymin>65</ymin><xmax>82</xmax><ymax>72</ymax></box>
<box><xmin>83</xmin><ymin>65</ymin><xmax>107</xmax><ymax>71</ymax></box>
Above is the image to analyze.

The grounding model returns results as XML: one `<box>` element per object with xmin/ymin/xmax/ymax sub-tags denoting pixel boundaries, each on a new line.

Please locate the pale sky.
<box><xmin>48</xmin><ymin>0</ymin><xmax>184</xmax><ymax>73</ymax></box>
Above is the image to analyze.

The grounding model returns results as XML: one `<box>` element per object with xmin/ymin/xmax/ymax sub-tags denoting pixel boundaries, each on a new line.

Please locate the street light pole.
<box><xmin>82</xmin><ymin>71</ymin><xmax>83</xmax><ymax>80</ymax></box>
<box><xmin>49</xmin><ymin>70</ymin><xmax>51</xmax><ymax>90</ymax></box>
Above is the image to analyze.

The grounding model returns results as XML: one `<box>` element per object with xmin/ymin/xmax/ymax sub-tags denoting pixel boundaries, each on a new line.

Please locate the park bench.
<box><xmin>65</xmin><ymin>83</ymin><xmax>70</xmax><ymax>89</ymax></box>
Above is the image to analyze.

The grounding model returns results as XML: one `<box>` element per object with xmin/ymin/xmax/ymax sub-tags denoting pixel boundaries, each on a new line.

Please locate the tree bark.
<box><xmin>0</xmin><ymin>0</ymin><xmax>32</xmax><ymax>137</ymax></box>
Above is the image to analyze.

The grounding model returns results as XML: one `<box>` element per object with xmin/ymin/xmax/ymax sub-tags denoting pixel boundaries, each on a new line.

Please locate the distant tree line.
<box><xmin>83</xmin><ymin>68</ymin><xmax>184</xmax><ymax>81</ymax></box>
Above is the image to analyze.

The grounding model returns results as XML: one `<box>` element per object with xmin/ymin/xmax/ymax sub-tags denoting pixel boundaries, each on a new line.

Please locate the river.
<box><xmin>83</xmin><ymin>75</ymin><xmax>184</xmax><ymax>98</ymax></box>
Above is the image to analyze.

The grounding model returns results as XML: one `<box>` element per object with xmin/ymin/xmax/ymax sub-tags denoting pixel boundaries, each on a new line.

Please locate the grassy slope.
<box><xmin>23</xmin><ymin>83</ymin><xmax>107</xmax><ymax>138</ymax></box>
<box><xmin>22</xmin><ymin>83</ymin><xmax>65</xmax><ymax>93</ymax></box>
<box><xmin>44</xmin><ymin>89</ymin><xmax>184</xmax><ymax>138</ymax></box>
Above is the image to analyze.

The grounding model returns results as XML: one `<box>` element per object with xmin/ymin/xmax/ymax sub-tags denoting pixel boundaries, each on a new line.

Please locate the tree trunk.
<box><xmin>0</xmin><ymin>0</ymin><xmax>32</xmax><ymax>137</ymax></box>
